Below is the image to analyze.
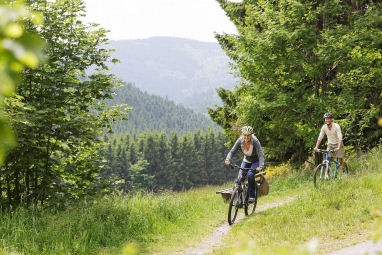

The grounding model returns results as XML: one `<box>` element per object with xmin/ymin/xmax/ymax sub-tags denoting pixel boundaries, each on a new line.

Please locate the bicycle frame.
<box><xmin>314</xmin><ymin>148</ymin><xmax>350</xmax><ymax>188</ymax></box>
<box><xmin>227</xmin><ymin>164</ymin><xmax>266</xmax><ymax>225</ymax></box>
<box><xmin>321</xmin><ymin>150</ymin><xmax>340</xmax><ymax>179</ymax></box>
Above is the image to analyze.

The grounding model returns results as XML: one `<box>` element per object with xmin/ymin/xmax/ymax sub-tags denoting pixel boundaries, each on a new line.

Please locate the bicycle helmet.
<box><xmin>241</xmin><ymin>125</ymin><xmax>253</xmax><ymax>135</ymax></box>
<box><xmin>323</xmin><ymin>113</ymin><xmax>333</xmax><ymax>119</ymax></box>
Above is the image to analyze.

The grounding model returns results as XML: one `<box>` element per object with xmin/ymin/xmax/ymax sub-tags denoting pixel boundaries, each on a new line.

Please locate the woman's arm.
<box><xmin>225</xmin><ymin>137</ymin><xmax>242</xmax><ymax>162</ymax></box>
<box><xmin>253</xmin><ymin>138</ymin><xmax>265</xmax><ymax>168</ymax></box>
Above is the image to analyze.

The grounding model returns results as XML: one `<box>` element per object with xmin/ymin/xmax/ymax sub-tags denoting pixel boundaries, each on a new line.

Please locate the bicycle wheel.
<box><xmin>228</xmin><ymin>187</ymin><xmax>240</xmax><ymax>225</ymax></box>
<box><xmin>245</xmin><ymin>183</ymin><xmax>258</xmax><ymax>216</ymax></box>
<box><xmin>314</xmin><ymin>163</ymin><xmax>329</xmax><ymax>187</ymax></box>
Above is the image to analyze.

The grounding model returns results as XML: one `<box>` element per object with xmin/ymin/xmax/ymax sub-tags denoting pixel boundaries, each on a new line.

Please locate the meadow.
<box><xmin>1</xmin><ymin>146</ymin><xmax>381</xmax><ymax>255</ymax></box>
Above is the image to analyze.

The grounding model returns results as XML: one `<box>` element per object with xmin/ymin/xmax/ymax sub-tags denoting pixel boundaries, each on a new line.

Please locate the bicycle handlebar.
<box><xmin>229</xmin><ymin>164</ymin><xmax>266</xmax><ymax>176</ymax></box>
<box><xmin>316</xmin><ymin>149</ymin><xmax>335</xmax><ymax>153</ymax></box>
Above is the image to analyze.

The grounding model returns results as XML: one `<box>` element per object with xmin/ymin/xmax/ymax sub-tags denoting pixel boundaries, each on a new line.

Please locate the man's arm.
<box><xmin>335</xmin><ymin>124</ymin><xmax>343</xmax><ymax>151</ymax></box>
<box><xmin>314</xmin><ymin>126</ymin><xmax>325</xmax><ymax>151</ymax></box>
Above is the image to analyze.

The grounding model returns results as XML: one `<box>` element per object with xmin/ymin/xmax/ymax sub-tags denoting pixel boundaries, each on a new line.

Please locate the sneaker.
<box><xmin>248</xmin><ymin>197</ymin><xmax>256</xmax><ymax>203</ymax></box>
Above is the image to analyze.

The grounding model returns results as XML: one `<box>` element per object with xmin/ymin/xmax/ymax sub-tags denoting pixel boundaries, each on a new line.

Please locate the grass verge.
<box><xmin>212</xmin><ymin>145</ymin><xmax>382</xmax><ymax>255</ymax></box>
<box><xmin>1</xmin><ymin>146</ymin><xmax>381</xmax><ymax>254</ymax></box>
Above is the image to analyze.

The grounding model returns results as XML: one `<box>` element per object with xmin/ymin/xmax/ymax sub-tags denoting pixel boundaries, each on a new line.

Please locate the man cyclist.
<box><xmin>314</xmin><ymin>113</ymin><xmax>346</xmax><ymax>174</ymax></box>
<box><xmin>225</xmin><ymin>125</ymin><xmax>265</xmax><ymax>203</ymax></box>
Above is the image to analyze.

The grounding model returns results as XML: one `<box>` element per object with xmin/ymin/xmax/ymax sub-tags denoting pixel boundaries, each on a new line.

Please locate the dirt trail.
<box><xmin>178</xmin><ymin>197</ymin><xmax>296</xmax><ymax>255</ymax></box>
<box><xmin>173</xmin><ymin>195</ymin><xmax>381</xmax><ymax>255</ymax></box>
<box><xmin>327</xmin><ymin>240</ymin><xmax>382</xmax><ymax>255</ymax></box>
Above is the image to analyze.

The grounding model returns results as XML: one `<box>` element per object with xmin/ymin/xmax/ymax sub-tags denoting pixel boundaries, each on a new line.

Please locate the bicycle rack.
<box><xmin>216</xmin><ymin>188</ymin><xmax>233</xmax><ymax>204</ymax></box>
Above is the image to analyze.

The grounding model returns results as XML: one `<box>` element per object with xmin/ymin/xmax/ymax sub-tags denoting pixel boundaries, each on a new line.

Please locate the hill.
<box><xmin>108</xmin><ymin>37</ymin><xmax>237</xmax><ymax>113</ymax></box>
<box><xmin>109</xmin><ymin>83</ymin><xmax>217</xmax><ymax>134</ymax></box>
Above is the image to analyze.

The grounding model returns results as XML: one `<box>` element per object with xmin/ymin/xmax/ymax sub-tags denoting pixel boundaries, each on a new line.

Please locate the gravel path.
<box><xmin>327</xmin><ymin>240</ymin><xmax>382</xmax><ymax>255</ymax></box>
<box><xmin>174</xmin><ymin>196</ymin><xmax>381</xmax><ymax>255</ymax></box>
<box><xmin>180</xmin><ymin>197</ymin><xmax>296</xmax><ymax>255</ymax></box>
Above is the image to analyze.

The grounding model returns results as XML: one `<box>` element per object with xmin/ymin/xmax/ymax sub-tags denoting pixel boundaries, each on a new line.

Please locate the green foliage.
<box><xmin>0</xmin><ymin>2</ymin><xmax>43</xmax><ymax>164</ymax></box>
<box><xmin>101</xmin><ymin>129</ymin><xmax>238</xmax><ymax>193</ymax></box>
<box><xmin>0</xmin><ymin>0</ymin><xmax>127</xmax><ymax>209</ymax></box>
<box><xmin>211</xmin><ymin>0</ymin><xmax>382</xmax><ymax>163</ymax></box>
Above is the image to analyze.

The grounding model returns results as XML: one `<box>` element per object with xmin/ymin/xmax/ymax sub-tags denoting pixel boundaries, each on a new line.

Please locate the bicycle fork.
<box><xmin>320</xmin><ymin>161</ymin><xmax>330</xmax><ymax>180</ymax></box>
<box><xmin>236</xmin><ymin>184</ymin><xmax>245</xmax><ymax>208</ymax></box>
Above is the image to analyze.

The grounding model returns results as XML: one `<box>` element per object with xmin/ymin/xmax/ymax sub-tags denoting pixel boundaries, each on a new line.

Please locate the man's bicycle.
<box><xmin>314</xmin><ymin>149</ymin><xmax>348</xmax><ymax>187</ymax></box>
<box><xmin>227</xmin><ymin>164</ymin><xmax>266</xmax><ymax>225</ymax></box>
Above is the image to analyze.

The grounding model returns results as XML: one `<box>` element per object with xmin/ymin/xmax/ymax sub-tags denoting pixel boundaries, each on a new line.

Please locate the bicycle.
<box><xmin>313</xmin><ymin>149</ymin><xmax>349</xmax><ymax>187</ymax></box>
<box><xmin>227</xmin><ymin>164</ymin><xmax>266</xmax><ymax>225</ymax></box>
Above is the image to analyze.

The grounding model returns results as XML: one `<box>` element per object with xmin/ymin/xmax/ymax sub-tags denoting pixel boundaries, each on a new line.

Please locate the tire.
<box><xmin>228</xmin><ymin>187</ymin><xmax>240</xmax><ymax>225</ymax></box>
<box><xmin>245</xmin><ymin>182</ymin><xmax>258</xmax><ymax>216</ymax></box>
<box><xmin>314</xmin><ymin>163</ymin><xmax>330</xmax><ymax>187</ymax></box>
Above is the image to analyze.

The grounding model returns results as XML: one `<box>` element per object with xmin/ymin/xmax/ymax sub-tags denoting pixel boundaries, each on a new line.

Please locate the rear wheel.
<box><xmin>228</xmin><ymin>187</ymin><xmax>240</xmax><ymax>225</ymax></box>
<box><xmin>314</xmin><ymin>163</ymin><xmax>329</xmax><ymax>187</ymax></box>
<box><xmin>245</xmin><ymin>183</ymin><xmax>258</xmax><ymax>216</ymax></box>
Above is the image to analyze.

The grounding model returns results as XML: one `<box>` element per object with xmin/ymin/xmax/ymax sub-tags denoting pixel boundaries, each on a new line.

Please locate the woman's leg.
<box><xmin>247</xmin><ymin>162</ymin><xmax>259</xmax><ymax>198</ymax></box>
<box><xmin>238</xmin><ymin>161</ymin><xmax>251</xmax><ymax>181</ymax></box>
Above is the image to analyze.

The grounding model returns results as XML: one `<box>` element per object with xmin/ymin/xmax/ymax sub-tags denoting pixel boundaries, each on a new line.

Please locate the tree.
<box><xmin>210</xmin><ymin>0</ymin><xmax>382</xmax><ymax>163</ymax></box>
<box><xmin>169</xmin><ymin>132</ymin><xmax>182</xmax><ymax>191</ymax></box>
<box><xmin>1</xmin><ymin>0</ymin><xmax>127</xmax><ymax>208</ymax></box>
<box><xmin>0</xmin><ymin>3</ymin><xmax>43</xmax><ymax>164</ymax></box>
<box><xmin>155</xmin><ymin>133</ymin><xmax>173</xmax><ymax>191</ymax></box>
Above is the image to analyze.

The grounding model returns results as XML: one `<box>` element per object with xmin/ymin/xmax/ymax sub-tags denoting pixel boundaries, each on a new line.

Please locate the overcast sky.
<box><xmin>83</xmin><ymin>0</ymin><xmax>239</xmax><ymax>42</ymax></box>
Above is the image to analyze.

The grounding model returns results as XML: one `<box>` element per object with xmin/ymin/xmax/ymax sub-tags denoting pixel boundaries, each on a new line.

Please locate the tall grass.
<box><xmin>0</xmin><ymin>186</ymin><xmax>229</xmax><ymax>255</ymax></box>
<box><xmin>213</xmin><ymin>145</ymin><xmax>382</xmax><ymax>255</ymax></box>
<box><xmin>1</xmin><ymin>146</ymin><xmax>381</xmax><ymax>254</ymax></box>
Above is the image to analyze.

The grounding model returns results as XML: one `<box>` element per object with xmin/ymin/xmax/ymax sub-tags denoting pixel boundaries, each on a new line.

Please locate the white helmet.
<box><xmin>241</xmin><ymin>126</ymin><xmax>253</xmax><ymax>135</ymax></box>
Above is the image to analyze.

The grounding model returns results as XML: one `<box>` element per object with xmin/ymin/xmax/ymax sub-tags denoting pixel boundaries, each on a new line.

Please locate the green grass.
<box><xmin>1</xmin><ymin>146</ymin><xmax>381</xmax><ymax>255</ymax></box>
<box><xmin>212</xmin><ymin>146</ymin><xmax>382</xmax><ymax>255</ymax></box>
<box><xmin>0</xmin><ymin>185</ymin><xmax>232</xmax><ymax>255</ymax></box>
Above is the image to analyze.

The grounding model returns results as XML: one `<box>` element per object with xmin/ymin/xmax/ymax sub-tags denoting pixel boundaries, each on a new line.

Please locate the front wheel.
<box><xmin>314</xmin><ymin>163</ymin><xmax>330</xmax><ymax>187</ymax></box>
<box><xmin>245</xmin><ymin>183</ymin><xmax>258</xmax><ymax>216</ymax></box>
<box><xmin>228</xmin><ymin>186</ymin><xmax>240</xmax><ymax>225</ymax></box>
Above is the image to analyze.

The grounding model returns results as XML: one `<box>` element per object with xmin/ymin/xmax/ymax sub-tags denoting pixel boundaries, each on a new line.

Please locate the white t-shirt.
<box><xmin>318</xmin><ymin>123</ymin><xmax>343</xmax><ymax>144</ymax></box>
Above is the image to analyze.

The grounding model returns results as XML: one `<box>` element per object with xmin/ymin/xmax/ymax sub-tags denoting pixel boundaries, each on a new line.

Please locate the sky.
<box><xmin>83</xmin><ymin>0</ymin><xmax>240</xmax><ymax>42</ymax></box>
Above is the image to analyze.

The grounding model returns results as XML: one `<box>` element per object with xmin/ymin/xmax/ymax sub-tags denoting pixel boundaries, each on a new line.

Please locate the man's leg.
<box><xmin>336</xmin><ymin>144</ymin><xmax>346</xmax><ymax>174</ymax></box>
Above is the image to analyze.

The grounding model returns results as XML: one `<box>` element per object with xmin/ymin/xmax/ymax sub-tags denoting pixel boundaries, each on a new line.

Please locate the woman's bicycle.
<box><xmin>314</xmin><ymin>149</ymin><xmax>349</xmax><ymax>187</ymax></box>
<box><xmin>227</xmin><ymin>164</ymin><xmax>266</xmax><ymax>225</ymax></box>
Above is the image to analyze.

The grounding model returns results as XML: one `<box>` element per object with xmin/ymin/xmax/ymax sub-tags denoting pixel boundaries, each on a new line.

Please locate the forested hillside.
<box><xmin>1</xmin><ymin>1</ymin><xmax>382</xmax><ymax>253</ymax></box>
<box><xmin>2</xmin><ymin>0</ymin><xmax>381</xmax><ymax>215</ymax></box>
<box><xmin>101</xmin><ymin>130</ymin><xmax>239</xmax><ymax>192</ymax></box>
<box><xmin>109</xmin><ymin>83</ymin><xmax>217</xmax><ymax>134</ymax></box>
<box><xmin>109</xmin><ymin>37</ymin><xmax>237</xmax><ymax>113</ymax></box>
<box><xmin>1</xmin><ymin>0</ymin><xmax>233</xmax><ymax>210</ymax></box>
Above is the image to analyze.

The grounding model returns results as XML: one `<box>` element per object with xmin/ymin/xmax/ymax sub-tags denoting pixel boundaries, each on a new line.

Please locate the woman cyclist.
<box><xmin>224</xmin><ymin>126</ymin><xmax>265</xmax><ymax>203</ymax></box>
